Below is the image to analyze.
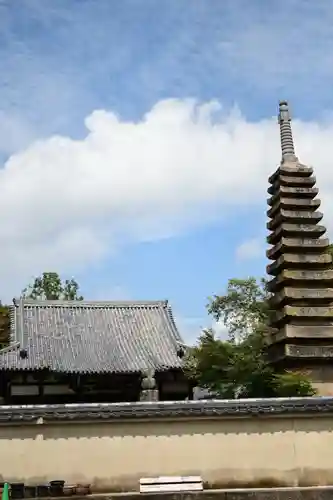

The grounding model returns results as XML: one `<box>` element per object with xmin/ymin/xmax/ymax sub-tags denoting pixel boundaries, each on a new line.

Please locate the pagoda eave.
<box><xmin>270</xmin><ymin>344</ymin><xmax>333</xmax><ymax>363</ymax></box>
<box><xmin>267</xmin><ymin>253</ymin><xmax>332</xmax><ymax>277</ymax></box>
<box><xmin>267</xmin><ymin>198</ymin><xmax>321</xmax><ymax>219</ymax></box>
<box><xmin>267</xmin><ymin>223</ymin><xmax>326</xmax><ymax>245</ymax></box>
<box><xmin>267</xmin><ymin>269</ymin><xmax>333</xmax><ymax>293</ymax></box>
<box><xmin>267</xmin><ymin>210</ymin><xmax>323</xmax><ymax>230</ymax></box>
<box><xmin>268</xmin><ymin>164</ymin><xmax>313</xmax><ymax>184</ymax></box>
<box><xmin>268</xmin><ymin>325</ymin><xmax>333</xmax><ymax>345</ymax></box>
<box><xmin>269</xmin><ymin>287</ymin><xmax>333</xmax><ymax>307</ymax></box>
<box><xmin>266</xmin><ymin>237</ymin><xmax>329</xmax><ymax>260</ymax></box>
<box><xmin>268</xmin><ymin>187</ymin><xmax>319</xmax><ymax>206</ymax></box>
<box><xmin>272</xmin><ymin>306</ymin><xmax>333</xmax><ymax>328</ymax></box>
<box><xmin>267</xmin><ymin>176</ymin><xmax>316</xmax><ymax>195</ymax></box>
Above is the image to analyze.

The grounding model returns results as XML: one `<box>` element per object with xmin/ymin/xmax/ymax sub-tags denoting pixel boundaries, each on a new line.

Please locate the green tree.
<box><xmin>0</xmin><ymin>304</ymin><xmax>10</xmax><ymax>347</ymax></box>
<box><xmin>207</xmin><ymin>277</ymin><xmax>271</xmax><ymax>342</ymax></box>
<box><xmin>184</xmin><ymin>277</ymin><xmax>315</xmax><ymax>398</ymax></box>
<box><xmin>22</xmin><ymin>272</ymin><xmax>84</xmax><ymax>300</ymax></box>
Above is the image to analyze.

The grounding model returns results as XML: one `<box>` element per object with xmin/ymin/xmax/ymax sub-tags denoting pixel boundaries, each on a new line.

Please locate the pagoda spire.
<box><xmin>278</xmin><ymin>100</ymin><xmax>297</xmax><ymax>161</ymax></box>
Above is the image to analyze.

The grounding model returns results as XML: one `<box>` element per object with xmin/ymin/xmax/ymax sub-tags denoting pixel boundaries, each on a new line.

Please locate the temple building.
<box><xmin>0</xmin><ymin>299</ymin><xmax>190</xmax><ymax>404</ymax></box>
<box><xmin>267</xmin><ymin>101</ymin><xmax>333</xmax><ymax>395</ymax></box>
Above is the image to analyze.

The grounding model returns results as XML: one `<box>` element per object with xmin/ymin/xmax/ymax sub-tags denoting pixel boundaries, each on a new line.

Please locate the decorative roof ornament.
<box><xmin>141</xmin><ymin>368</ymin><xmax>156</xmax><ymax>390</ymax></box>
<box><xmin>278</xmin><ymin>100</ymin><xmax>297</xmax><ymax>162</ymax></box>
<box><xmin>140</xmin><ymin>368</ymin><xmax>158</xmax><ymax>402</ymax></box>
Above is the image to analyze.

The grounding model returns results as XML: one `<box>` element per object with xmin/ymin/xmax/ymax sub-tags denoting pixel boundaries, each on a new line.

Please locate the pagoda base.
<box><xmin>268</xmin><ymin>341</ymin><xmax>333</xmax><ymax>395</ymax></box>
<box><xmin>301</xmin><ymin>365</ymin><xmax>333</xmax><ymax>396</ymax></box>
<box><xmin>274</xmin><ymin>365</ymin><xmax>333</xmax><ymax>395</ymax></box>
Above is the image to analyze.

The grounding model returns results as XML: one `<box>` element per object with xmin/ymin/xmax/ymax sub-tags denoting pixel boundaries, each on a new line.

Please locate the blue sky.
<box><xmin>1</xmin><ymin>0</ymin><xmax>333</xmax><ymax>341</ymax></box>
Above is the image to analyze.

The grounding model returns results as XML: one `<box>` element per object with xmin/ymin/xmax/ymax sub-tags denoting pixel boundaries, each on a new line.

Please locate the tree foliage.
<box><xmin>0</xmin><ymin>304</ymin><xmax>10</xmax><ymax>347</ymax></box>
<box><xmin>184</xmin><ymin>277</ymin><xmax>315</xmax><ymax>398</ymax></box>
<box><xmin>207</xmin><ymin>278</ymin><xmax>271</xmax><ymax>342</ymax></box>
<box><xmin>22</xmin><ymin>272</ymin><xmax>83</xmax><ymax>300</ymax></box>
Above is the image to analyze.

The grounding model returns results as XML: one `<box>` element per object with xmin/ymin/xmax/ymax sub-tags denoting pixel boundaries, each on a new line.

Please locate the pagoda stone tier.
<box><xmin>266</xmin><ymin>101</ymin><xmax>333</xmax><ymax>395</ymax></box>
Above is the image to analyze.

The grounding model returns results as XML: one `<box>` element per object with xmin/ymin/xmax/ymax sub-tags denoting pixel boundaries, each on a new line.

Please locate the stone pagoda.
<box><xmin>266</xmin><ymin>100</ymin><xmax>333</xmax><ymax>395</ymax></box>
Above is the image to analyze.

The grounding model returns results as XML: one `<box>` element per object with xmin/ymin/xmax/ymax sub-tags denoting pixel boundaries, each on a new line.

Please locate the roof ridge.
<box><xmin>0</xmin><ymin>342</ymin><xmax>20</xmax><ymax>354</ymax></box>
<box><xmin>18</xmin><ymin>299</ymin><xmax>169</xmax><ymax>308</ymax></box>
<box><xmin>165</xmin><ymin>304</ymin><xmax>185</xmax><ymax>344</ymax></box>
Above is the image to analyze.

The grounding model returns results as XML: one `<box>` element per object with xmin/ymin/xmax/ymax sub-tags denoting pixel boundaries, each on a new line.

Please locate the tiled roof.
<box><xmin>0</xmin><ymin>397</ymin><xmax>329</xmax><ymax>423</ymax></box>
<box><xmin>0</xmin><ymin>299</ymin><xmax>184</xmax><ymax>374</ymax></box>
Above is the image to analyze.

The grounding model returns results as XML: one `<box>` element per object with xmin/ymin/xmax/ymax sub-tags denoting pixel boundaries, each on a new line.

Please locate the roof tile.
<box><xmin>0</xmin><ymin>300</ymin><xmax>184</xmax><ymax>374</ymax></box>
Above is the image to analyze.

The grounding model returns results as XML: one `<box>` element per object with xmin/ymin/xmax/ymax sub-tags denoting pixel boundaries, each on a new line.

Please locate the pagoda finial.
<box><xmin>278</xmin><ymin>100</ymin><xmax>296</xmax><ymax>162</ymax></box>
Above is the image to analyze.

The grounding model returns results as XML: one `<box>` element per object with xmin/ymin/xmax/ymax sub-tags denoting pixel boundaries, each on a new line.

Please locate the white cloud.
<box><xmin>175</xmin><ymin>315</ymin><xmax>229</xmax><ymax>344</ymax></box>
<box><xmin>1</xmin><ymin>98</ymin><xmax>333</xmax><ymax>299</ymax></box>
<box><xmin>236</xmin><ymin>238</ymin><xmax>264</xmax><ymax>261</ymax></box>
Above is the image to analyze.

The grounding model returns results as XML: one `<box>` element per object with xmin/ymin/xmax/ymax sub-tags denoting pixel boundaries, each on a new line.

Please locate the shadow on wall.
<box><xmin>0</xmin><ymin>416</ymin><xmax>333</xmax><ymax>491</ymax></box>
